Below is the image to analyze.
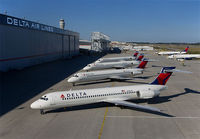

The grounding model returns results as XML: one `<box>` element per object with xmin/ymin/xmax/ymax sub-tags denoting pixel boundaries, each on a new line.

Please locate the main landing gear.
<box><xmin>120</xmin><ymin>106</ymin><xmax>126</xmax><ymax>109</ymax></box>
<box><xmin>115</xmin><ymin>103</ymin><xmax>125</xmax><ymax>109</ymax></box>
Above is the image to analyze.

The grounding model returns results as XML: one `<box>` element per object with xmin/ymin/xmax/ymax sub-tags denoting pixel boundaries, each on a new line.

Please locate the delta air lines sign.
<box><xmin>0</xmin><ymin>14</ymin><xmax>55</xmax><ymax>33</ymax></box>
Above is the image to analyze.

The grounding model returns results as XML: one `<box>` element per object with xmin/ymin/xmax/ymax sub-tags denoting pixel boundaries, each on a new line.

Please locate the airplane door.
<box><xmin>50</xmin><ymin>96</ymin><xmax>56</xmax><ymax>105</ymax></box>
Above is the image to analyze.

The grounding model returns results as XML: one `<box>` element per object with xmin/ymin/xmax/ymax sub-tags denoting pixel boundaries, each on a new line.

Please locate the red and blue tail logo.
<box><xmin>133</xmin><ymin>51</ymin><xmax>139</xmax><ymax>57</ymax></box>
<box><xmin>137</xmin><ymin>58</ymin><xmax>148</xmax><ymax>69</ymax></box>
<box><xmin>184</xmin><ymin>46</ymin><xmax>189</xmax><ymax>52</ymax></box>
<box><xmin>151</xmin><ymin>67</ymin><xmax>176</xmax><ymax>85</ymax></box>
<box><xmin>137</xmin><ymin>54</ymin><xmax>144</xmax><ymax>61</ymax></box>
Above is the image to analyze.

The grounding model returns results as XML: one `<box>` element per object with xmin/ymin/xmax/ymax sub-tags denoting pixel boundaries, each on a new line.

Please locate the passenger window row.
<box><xmin>62</xmin><ymin>90</ymin><xmax>139</xmax><ymax>100</ymax></box>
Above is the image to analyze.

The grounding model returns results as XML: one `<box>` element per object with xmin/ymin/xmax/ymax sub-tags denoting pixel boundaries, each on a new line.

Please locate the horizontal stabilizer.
<box><xmin>113</xmin><ymin>65</ymin><xmax>124</xmax><ymax>68</ymax></box>
<box><xmin>139</xmin><ymin>58</ymin><xmax>159</xmax><ymax>62</ymax></box>
<box><xmin>165</xmin><ymin>69</ymin><xmax>192</xmax><ymax>74</ymax></box>
<box><xmin>105</xmin><ymin>100</ymin><xmax>160</xmax><ymax>112</ymax></box>
<box><xmin>147</xmin><ymin>59</ymin><xmax>159</xmax><ymax>62</ymax></box>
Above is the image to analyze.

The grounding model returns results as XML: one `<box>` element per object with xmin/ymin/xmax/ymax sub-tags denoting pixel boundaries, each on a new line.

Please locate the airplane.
<box><xmin>31</xmin><ymin>66</ymin><xmax>180</xmax><ymax>115</ymax></box>
<box><xmin>83</xmin><ymin>54</ymin><xmax>144</xmax><ymax>71</ymax></box>
<box><xmin>95</xmin><ymin>51</ymin><xmax>139</xmax><ymax>63</ymax></box>
<box><xmin>168</xmin><ymin>54</ymin><xmax>200</xmax><ymax>61</ymax></box>
<box><xmin>120</xmin><ymin>46</ymin><xmax>133</xmax><ymax>52</ymax></box>
<box><xmin>68</xmin><ymin>58</ymin><xmax>149</xmax><ymax>86</ymax></box>
<box><xmin>157</xmin><ymin>46</ymin><xmax>189</xmax><ymax>55</ymax></box>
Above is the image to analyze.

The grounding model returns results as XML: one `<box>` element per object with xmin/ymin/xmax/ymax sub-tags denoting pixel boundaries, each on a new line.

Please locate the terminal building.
<box><xmin>0</xmin><ymin>14</ymin><xmax>79</xmax><ymax>72</ymax></box>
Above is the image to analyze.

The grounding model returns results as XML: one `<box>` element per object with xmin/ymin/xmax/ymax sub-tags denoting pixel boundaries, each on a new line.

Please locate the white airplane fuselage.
<box><xmin>96</xmin><ymin>56</ymin><xmax>136</xmax><ymax>63</ymax></box>
<box><xmin>168</xmin><ymin>54</ymin><xmax>200</xmax><ymax>59</ymax></box>
<box><xmin>68</xmin><ymin>68</ymin><xmax>143</xmax><ymax>84</ymax></box>
<box><xmin>158</xmin><ymin>51</ymin><xmax>186</xmax><ymax>55</ymax></box>
<box><xmin>83</xmin><ymin>61</ymin><xmax>140</xmax><ymax>71</ymax></box>
<box><xmin>30</xmin><ymin>84</ymin><xmax>167</xmax><ymax>110</ymax></box>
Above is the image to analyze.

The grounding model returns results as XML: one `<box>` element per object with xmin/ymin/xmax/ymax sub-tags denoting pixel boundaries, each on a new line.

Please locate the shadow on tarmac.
<box><xmin>46</xmin><ymin>101</ymin><xmax>174</xmax><ymax>117</ymax></box>
<box><xmin>130</xmin><ymin>88</ymin><xmax>200</xmax><ymax>106</ymax></box>
<box><xmin>0</xmin><ymin>54</ymin><xmax>104</xmax><ymax>116</ymax></box>
<box><xmin>151</xmin><ymin>65</ymin><xmax>162</xmax><ymax>67</ymax></box>
<box><xmin>147</xmin><ymin>88</ymin><xmax>200</xmax><ymax>104</ymax></box>
<box><xmin>46</xmin><ymin>102</ymin><xmax>113</xmax><ymax>114</ymax></box>
<box><xmin>75</xmin><ymin>80</ymin><xmax>112</xmax><ymax>86</ymax></box>
<box><xmin>75</xmin><ymin>75</ymin><xmax>156</xmax><ymax>86</ymax></box>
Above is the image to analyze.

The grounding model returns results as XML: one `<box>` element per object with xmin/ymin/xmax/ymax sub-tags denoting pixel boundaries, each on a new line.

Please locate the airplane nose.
<box><xmin>68</xmin><ymin>77</ymin><xmax>75</xmax><ymax>83</ymax></box>
<box><xmin>95</xmin><ymin>59</ymin><xmax>102</xmax><ymax>63</ymax></box>
<box><xmin>139</xmin><ymin>69</ymin><xmax>144</xmax><ymax>73</ymax></box>
<box><xmin>30</xmin><ymin>101</ymin><xmax>40</xmax><ymax>109</ymax></box>
<box><xmin>68</xmin><ymin>78</ymin><xmax>72</xmax><ymax>83</ymax></box>
<box><xmin>83</xmin><ymin>66</ymin><xmax>89</xmax><ymax>71</ymax></box>
<box><xmin>168</xmin><ymin>56</ymin><xmax>173</xmax><ymax>59</ymax></box>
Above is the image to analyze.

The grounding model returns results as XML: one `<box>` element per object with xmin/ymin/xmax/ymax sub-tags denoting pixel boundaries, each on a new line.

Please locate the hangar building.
<box><xmin>0</xmin><ymin>14</ymin><xmax>79</xmax><ymax>72</ymax></box>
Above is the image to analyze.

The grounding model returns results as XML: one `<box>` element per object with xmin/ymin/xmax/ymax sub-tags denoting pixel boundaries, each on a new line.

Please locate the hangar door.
<box><xmin>70</xmin><ymin>36</ymin><xmax>75</xmax><ymax>56</ymax></box>
<box><xmin>63</xmin><ymin>35</ymin><xmax>70</xmax><ymax>58</ymax></box>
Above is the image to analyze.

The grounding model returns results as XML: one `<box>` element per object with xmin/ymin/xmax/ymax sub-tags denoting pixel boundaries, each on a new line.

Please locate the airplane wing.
<box><xmin>109</xmin><ymin>76</ymin><xmax>135</xmax><ymax>80</ymax></box>
<box><xmin>112</xmin><ymin>65</ymin><xmax>124</xmax><ymax>68</ymax></box>
<box><xmin>104</xmin><ymin>100</ymin><xmax>160</xmax><ymax>112</ymax></box>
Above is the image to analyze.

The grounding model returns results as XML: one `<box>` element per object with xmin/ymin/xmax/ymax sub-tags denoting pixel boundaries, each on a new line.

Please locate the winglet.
<box><xmin>150</xmin><ymin>67</ymin><xmax>176</xmax><ymax>85</ymax></box>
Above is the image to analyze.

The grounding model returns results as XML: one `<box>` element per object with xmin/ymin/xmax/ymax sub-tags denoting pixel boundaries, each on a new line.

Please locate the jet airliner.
<box><xmin>31</xmin><ymin>67</ymin><xmax>179</xmax><ymax>115</ymax></box>
<box><xmin>68</xmin><ymin>59</ymin><xmax>149</xmax><ymax>86</ymax></box>
<box><xmin>157</xmin><ymin>46</ymin><xmax>189</xmax><ymax>55</ymax></box>
<box><xmin>83</xmin><ymin>54</ymin><xmax>144</xmax><ymax>71</ymax></box>
<box><xmin>168</xmin><ymin>54</ymin><xmax>200</xmax><ymax>60</ymax></box>
<box><xmin>95</xmin><ymin>51</ymin><xmax>139</xmax><ymax>63</ymax></box>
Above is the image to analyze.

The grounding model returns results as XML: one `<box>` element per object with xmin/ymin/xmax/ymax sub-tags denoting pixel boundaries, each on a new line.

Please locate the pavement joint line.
<box><xmin>98</xmin><ymin>107</ymin><xmax>108</xmax><ymax>139</ymax></box>
<box><xmin>106</xmin><ymin>116</ymin><xmax>200</xmax><ymax>119</ymax></box>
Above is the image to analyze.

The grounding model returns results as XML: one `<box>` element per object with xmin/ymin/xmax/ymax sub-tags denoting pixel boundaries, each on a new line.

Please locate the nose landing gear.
<box><xmin>40</xmin><ymin>109</ymin><xmax>45</xmax><ymax>115</ymax></box>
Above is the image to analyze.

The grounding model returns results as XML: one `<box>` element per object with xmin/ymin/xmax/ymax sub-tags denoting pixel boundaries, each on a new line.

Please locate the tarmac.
<box><xmin>0</xmin><ymin>51</ymin><xmax>200</xmax><ymax>139</ymax></box>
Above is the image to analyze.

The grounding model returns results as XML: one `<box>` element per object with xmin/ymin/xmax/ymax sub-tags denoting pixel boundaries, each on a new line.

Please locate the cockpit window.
<box><xmin>40</xmin><ymin>96</ymin><xmax>48</xmax><ymax>101</ymax></box>
<box><xmin>73</xmin><ymin>74</ymin><xmax>78</xmax><ymax>77</ymax></box>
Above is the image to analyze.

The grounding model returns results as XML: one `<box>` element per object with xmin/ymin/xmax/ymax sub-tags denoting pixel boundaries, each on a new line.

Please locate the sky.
<box><xmin>0</xmin><ymin>0</ymin><xmax>200</xmax><ymax>43</ymax></box>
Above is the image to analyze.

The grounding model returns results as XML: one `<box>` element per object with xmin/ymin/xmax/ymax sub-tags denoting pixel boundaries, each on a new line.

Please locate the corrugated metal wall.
<box><xmin>0</xmin><ymin>17</ymin><xmax>79</xmax><ymax>72</ymax></box>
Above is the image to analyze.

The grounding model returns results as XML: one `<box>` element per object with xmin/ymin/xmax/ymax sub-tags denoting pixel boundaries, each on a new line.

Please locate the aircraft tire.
<box><xmin>40</xmin><ymin>109</ymin><xmax>45</xmax><ymax>115</ymax></box>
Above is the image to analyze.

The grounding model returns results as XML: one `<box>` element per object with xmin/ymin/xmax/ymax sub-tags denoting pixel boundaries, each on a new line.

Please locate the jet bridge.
<box><xmin>91</xmin><ymin>32</ymin><xmax>111</xmax><ymax>52</ymax></box>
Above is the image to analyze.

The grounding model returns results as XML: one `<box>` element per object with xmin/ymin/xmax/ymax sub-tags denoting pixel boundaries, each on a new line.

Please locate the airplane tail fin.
<box><xmin>137</xmin><ymin>58</ymin><xmax>148</xmax><ymax>69</ymax></box>
<box><xmin>133</xmin><ymin>51</ymin><xmax>139</xmax><ymax>57</ymax></box>
<box><xmin>183</xmin><ymin>46</ymin><xmax>189</xmax><ymax>53</ymax></box>
<box><xmin>150</xmin><ymin>67</ymin><xmax>176</xmax><ymax>85</ymax></box>
<box><xmin>136</xmin><ymin>54</ymin><xmax>144</xmax><ymax>61</ymax></box>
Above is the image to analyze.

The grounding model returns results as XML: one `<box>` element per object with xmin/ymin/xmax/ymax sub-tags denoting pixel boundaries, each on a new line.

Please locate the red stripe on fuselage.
<box><xmin>0</xmin><ymin>51</ymin><xmax>62</xmax><ymax>62</ymax></box>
